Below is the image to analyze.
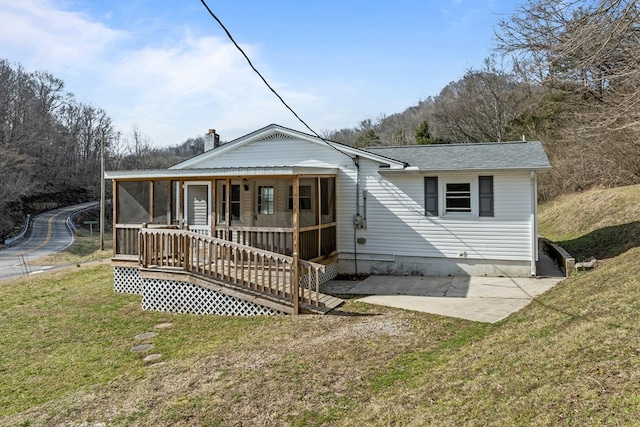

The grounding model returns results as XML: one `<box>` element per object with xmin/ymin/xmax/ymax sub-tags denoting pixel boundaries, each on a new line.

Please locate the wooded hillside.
<box><xmin>0</xmin><ymin>59</ymin><xmax>202</xmax><ymax>240</ymax></box>
<box><xmin>327</xmin><ymin>0</ymin><xmax>640</xmax><ymax>201</ymax></box>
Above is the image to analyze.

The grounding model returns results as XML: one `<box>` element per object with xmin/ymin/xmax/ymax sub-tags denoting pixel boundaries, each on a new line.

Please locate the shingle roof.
<box><xmin>365</xmin><ymin>141</ymin><xmax>551</xmax><ymax>171</ymax></box>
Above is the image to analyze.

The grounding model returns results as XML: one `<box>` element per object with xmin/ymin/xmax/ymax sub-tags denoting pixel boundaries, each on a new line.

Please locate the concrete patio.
<box><xmin>322</xmin><ymin>253</ymin><xmax>565</xmax><ymax>323</ymax></box>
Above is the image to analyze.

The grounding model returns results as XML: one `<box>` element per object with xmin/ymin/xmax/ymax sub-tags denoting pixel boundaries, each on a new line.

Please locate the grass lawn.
<box><xmin>538</xmin><ymin>184</ymin><xmax>640</xmax><ymax>261</ymax></box>
<box><xmin>1</xmin><ymin>186</ymin><xmax>639</xmax><ymax>426</ymax></box>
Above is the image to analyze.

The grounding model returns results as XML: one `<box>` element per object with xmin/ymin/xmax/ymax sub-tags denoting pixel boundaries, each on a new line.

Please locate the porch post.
<box><xmin>225</xmin><ymin>177</ymin><xmax>231</xmax><ymax>240</ymax></box>
<box><xmin>292</xmin><ymin>175</ymin><xmax>300</xmax><ymax>315</ymax></box>
<box><xmin>165</xmin><ymin>180</ymin><xmax>171</xmax><ymax>226</ymax></box>
<box><xmin>211</xmin><ymin>179</ymin><xmax>216</xmax><ymax>238</ymax></box>
<box><xmin>149</xmin><ymin>180</ymin><xmax>154</xmax><ymax>223</ymax></box>
<box><xmin>112</xmin><ymin>179</ymin><xmax>117</xmax><ymax>255</ymax></box>
<box><xmin>179</xmin><ymin>179</ymin><xmax>185</xmax><ymax>229</ymax></box>
<box><xmin>317</xmin><ymin>177</ymin><xmax>322</xmax><ymax>258</ymax></box>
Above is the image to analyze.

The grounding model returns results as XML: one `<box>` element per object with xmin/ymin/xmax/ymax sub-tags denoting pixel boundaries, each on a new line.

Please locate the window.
<box><xmin>258</xmin><ymin>186</ymin><xmax>274</xmax><ymax>214</ymax></box>
<box><xmin>445</xmin><ymin>183</ymin><xmax>471</xmax><ymax>213</ymax></box>
<box><xmin>424</xmin><ymin>177</ymin><xmax>438</xmax><ymax>216</ymax></box>
<box><xmin>221</xmin><ymin>184</ymin><xmax>241</xmax><ymax>221</ymax></box>
<box><xmin>478</xmin><ymin>176</ymin><xmax>494</xmax><ymax>217</ymax></box>
<box><xmin>288</xmin><ymin>185</ymin><xmax>312</xmax><ymax>210</ymax></box>
<box><xmin>424</xmin><ymin>176</ymin><xmax>494</xmax><ymax>217</ymax></box>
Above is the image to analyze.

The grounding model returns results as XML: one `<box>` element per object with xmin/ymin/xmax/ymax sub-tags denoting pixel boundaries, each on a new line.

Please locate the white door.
<box><xmin>184</xmin><ymin>182</ymin><xmax>211</xmax><ymax>235</ymax></box>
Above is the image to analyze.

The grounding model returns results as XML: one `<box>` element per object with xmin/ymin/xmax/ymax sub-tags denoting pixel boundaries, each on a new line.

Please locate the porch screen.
<box><xmin>152</xmin><ymin>180</ymin><xmax>170</xmax><ymax>223</ymax></box>
<box><xmin>320</xmin><ymin>177</ymin><xmax>335</xmax><ymax>224</ymax></box>
<box><xmin>117</xmin><ymin>181</ymin><xmax>149</xmax><ymax>223</ymax></box>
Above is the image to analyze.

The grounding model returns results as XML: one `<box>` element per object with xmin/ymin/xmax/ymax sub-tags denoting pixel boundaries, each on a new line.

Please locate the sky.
<box><xmin>0</xmin><ymin>0</ymin><xmax>522</xmax><ymax>147</ymax></box>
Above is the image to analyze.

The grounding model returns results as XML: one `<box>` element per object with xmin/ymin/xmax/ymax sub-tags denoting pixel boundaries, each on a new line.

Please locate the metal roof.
<box><xmin>171</xmin><ymin>123</ymin><xmax>405</xmax><ymax>170</ymax></box>
<box><xmin>365</xmin><ymin>141</ymin><xmax>551</xmax><ymax>172</ymax></box>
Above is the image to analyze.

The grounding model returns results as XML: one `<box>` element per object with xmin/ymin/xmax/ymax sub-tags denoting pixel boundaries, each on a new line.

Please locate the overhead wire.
<box><xmin>198</xmin><ymin>0</ymin><xmax>355</xmax><ymax>161</ymax></box>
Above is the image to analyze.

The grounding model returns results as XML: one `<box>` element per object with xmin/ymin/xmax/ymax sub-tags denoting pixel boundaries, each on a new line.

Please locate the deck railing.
<box><xmin>215</xmin><ymin>227</ymin><xmax>293</xmax><ymax>256</ymax></box>
<box><xmin>116</xmin><ymin>223</ymin><xmax>337</xmax><ymax>261</ymax></box>
<box><xmin>115</xmin><ymin>223</ymin><xmax>180</xmax><ymax>256</ymax></box>
<box><xmin>215</xmin><ymin>224</ymin><xmax>337</xmax><ymax>260</ymax></box>
<box><xmin>138</xmin><ymin>227</ymin><xmax>326</xmax><ymax>313</ymax></box>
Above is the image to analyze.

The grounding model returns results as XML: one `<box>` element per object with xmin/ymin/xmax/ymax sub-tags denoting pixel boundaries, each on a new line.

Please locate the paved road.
<box><xmin>0</xmin><ymin>202</ymin><xmax>99</xmax><ymax>281</ymax></box>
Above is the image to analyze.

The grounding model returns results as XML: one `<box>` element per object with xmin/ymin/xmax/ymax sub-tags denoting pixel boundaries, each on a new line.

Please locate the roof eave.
<box><xmin>378</xmin><ymin>166</ymin><xmax>553</xmax><ymax>174</ymax></box>
<box><xmin>105</xmin><ymin>166</ymin><xmax>339</xmax><ymax>180</ymax></box>
<box><xmin>171</xmin><ymin>124</ymin><xmax>406</xmax><ymax>170</ymax></box>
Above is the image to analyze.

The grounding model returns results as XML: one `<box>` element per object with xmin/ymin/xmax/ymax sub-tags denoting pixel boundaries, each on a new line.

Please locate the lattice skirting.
<box><xmin>114</xmin><ymin>267</ymin><xmax>142</xmax><ymax>295</ymax></box>
<box><xmin>141</xmin><ymin>278</ymin><xmax>283</xmax><ymax>316</ymax></box>
<box><xmin>300</xmin><ymin>262</ymin><xmax>338</xmax><ymax>288</ymax></box>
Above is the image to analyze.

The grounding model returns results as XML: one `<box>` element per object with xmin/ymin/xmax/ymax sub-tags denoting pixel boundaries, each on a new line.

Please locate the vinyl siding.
<box><xmin>190</xmin><ymin>137</ymin><xmax>354</xmax><ymax>169</ymax></box>
<box><xmin>351</xmin><ymin>161</ymin><xmax>534</xmax><ymax>261</ymax></box>
<box><xmin>180</xmin><ymin>135</ymin><xmax>535</xmax><ymax>263</ymax></box>
<box><xmin>200</xmin><ymin>135</ymin><xmax>360</xmax><ymax>242</ymax></box>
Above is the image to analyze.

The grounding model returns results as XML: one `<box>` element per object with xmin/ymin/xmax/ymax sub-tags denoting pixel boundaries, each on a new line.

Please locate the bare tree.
<box><xmin>496</xmin><ymin>0</ymin><xmax>640</xmax><ymax>198</ymax></box>
<box><xmin>496</xmin><ymin>0</ymin><xmax>640</xmax><ymax>135</ymax></box>
<box><xmin>429</xmin><ymin>57</ymin><xmax>532</xmax><ymax>142</ymax></box>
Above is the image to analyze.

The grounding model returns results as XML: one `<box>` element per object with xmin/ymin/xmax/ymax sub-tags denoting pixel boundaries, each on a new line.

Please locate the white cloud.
<box><xmin>0</xmin><ymin>0</ymin><xmax>124</xmax><ymax>74</ymax></box>
<box><xmin>101</xmin><ymin>33</ymin><xmax>314</xmax><ymax>145</ymax></box>
<box><xmin>0</xmin><ymin>0</ymin><xmax>327</xmax><ymax>146</ymax></box>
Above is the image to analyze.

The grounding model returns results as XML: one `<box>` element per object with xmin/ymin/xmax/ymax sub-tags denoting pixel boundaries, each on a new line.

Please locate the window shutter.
<box><xmin>479</xmin><ymin>176</ymin><xmax>494</xmax><ymax>217</ymax></box>
<box><xmin>424</xmin><ymin>177</ymin><xmax>438</xmax><ymax>216</ymax></box>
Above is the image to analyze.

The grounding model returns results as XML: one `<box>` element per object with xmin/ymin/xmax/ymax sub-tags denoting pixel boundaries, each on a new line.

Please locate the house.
<box><xmin>105</xmin><ymin>124</ymin><xmax>551</xmax><ymax>316</ymax></box>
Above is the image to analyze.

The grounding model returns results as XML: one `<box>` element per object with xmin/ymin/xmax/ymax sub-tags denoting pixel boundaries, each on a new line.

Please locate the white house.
<box><xmin>105</xmin><ymin>124</ymin><xmax>551</xmax><ymax>315</ymax></box>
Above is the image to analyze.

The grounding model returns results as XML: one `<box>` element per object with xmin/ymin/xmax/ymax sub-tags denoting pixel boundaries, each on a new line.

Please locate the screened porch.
<box><xmin>112</xmin><ymin>173</ymin><xmax>337</xmax><ymax>262</ymax></box>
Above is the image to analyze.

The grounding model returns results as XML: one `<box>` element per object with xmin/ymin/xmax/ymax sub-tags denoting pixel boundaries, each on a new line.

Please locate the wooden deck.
<box><xmin>135</xmin><ymin>227</ymin><xmax>343</xmax><ymax>315</ymax></box>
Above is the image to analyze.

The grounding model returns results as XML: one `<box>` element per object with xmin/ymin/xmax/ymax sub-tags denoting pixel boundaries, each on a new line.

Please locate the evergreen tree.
<box><xmin>415</xmin><ymin>120</ymin><xmax>434</xmax><ymax>144</ymax></box>
<box><xmin>355</xmin><ymin>129</ymin><xmax>380</xmax><ymax>147</ymax></box>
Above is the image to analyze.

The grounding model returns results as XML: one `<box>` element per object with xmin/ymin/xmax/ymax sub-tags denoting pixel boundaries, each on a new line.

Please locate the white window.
<box><xmin>258</xmin><ymin>186</ymin><xmax>274</xmax><ymax>214</ymax></box>
<box><xmin>220</xmin><ymin>183</ymin><xmax>241</xmax><ymax>222</ymax></box>
<box><xmin>288</xmin><ymin>185</ymin><xmax>312</xmax><ymax>211</ymax></box>
<box><xmin>424</xmin><ymin>176</ymin><xmax>494</xmax><ymax>217</ymax></box>
<box><xmin>445</xmin><ymin>183</ymin><xmax>472</xmax><ymax>213</ymax></box>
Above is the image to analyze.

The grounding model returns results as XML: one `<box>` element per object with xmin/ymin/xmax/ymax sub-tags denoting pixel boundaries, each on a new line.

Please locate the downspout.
<box><xmin>530</xmin><ymin>170</ymin><xmax>537</xmax><ymax>276</ymax></box>
<box><xmin>353</xmin><ymin>155</ymin><xmax>360</xmax><ymax>277</ymax></box>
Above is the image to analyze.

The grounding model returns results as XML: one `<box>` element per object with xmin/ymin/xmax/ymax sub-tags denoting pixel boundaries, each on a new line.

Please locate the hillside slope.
<box><xmin>2</xmin><ymin>186</ymin><xmax>640</xmax><ymax>426</ymax></box>
<box><xmin>539</xmin><ymin>184</ymin><xmax>640</xmax><ymax>261</ymax></box>
<box><xmin>338</xmin><ymin>185</ymin><xmax>640</xmax><ymax>425</ymax></box>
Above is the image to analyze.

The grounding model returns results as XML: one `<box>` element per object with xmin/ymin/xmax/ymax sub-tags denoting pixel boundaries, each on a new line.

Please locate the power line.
<box><xmin>199</xmin><ymin>0</ymin><xmax>319</xmax><ymax>138</ymax></box>
<box><xmin>198</xmin><ymin>0</ymin><xmax>355</xmax><ymax>161</ymax></box>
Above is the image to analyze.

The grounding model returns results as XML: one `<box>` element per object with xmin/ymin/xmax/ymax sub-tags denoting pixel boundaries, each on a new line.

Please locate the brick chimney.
<box><xmin>204</xmin><ymin>129</ymin><xmax>221</xmax><ymax>152</ymax></box>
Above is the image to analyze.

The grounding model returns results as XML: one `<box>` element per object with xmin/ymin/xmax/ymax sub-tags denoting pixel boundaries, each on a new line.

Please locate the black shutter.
<box><xmin>479</xmin><ymin>176</ymin><xmax>494</xmax><ymax>217</ymax></box>
<box><xmin>424</xmin><ymin>177</ymin><xmax>438</xmax><ymax>216</ymax></box>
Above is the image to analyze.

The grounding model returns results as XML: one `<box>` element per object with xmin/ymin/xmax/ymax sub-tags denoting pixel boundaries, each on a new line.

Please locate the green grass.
<box><xmin>31</xmin><ymin>230</ymin><xmax>114</xmax><ymax>266</ymax></box>
<box><xmin>2</xmin><ymin>186</ymin><xmax>640</xmax><ymax>426</ymax></box>
<box><xmin>539</xmin><ymin>184</ymin><xmax>640</xmax><ymax>260</ymax></box>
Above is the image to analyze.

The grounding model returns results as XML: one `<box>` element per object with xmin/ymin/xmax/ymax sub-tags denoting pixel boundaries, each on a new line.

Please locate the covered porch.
<box><xmin>111</xmin><ymin>167</ymin><xmax>338</xmax><ymax>262</ymax></box>
<box><xmin>106</xmin><ymin>167</ymin><xmax>341</xmax><ymax>315</ymax></box>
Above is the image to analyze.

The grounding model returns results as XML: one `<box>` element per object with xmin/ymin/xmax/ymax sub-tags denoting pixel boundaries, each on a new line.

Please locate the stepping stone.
<box><xmin>130</xmin><ymin>344</ymin><xmax>154</xmax><ymax>353</ymax></box>
<box><xmin>143</xmin><ymin>354</ymin><xmax>162</xmax><ymax>362</ymax></box>
<box><xmin>154</xmin><ymin>323</ymin><xmax>173</xmax><ymax>329</ymax></box>
<box><xmin>148</xmin><ymin>362</ymin><xmax>167</xmax><ymax>368</ymax></box>
<box><xmin>135</xmin><ymin>332</ymin><xmax>157</xmax><ymax>340</ymax></box>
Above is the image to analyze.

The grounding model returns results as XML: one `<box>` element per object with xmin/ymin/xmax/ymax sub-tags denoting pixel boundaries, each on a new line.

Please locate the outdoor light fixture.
<box><xmin>242</xmin><ymin>178</ymin><xmax>249</xmax><ymax>191</ymax></box>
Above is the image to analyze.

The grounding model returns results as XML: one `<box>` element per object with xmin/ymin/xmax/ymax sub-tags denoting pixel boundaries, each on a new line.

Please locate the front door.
<box><xmin>184</xmin><ymin>182</ymin><xmax>211</xmax><ymax>235</ymax></box>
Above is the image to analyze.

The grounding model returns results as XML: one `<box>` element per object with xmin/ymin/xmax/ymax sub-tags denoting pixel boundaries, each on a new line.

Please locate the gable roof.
<box><xmin>366</xmin><ymin>141</ymin><xmax>551</xmax><ymax>172</ymax></box>
<box><xmin>171</xmin><ymin>123</ymin><xmax>406</xmax><ymax>170</ymax></box>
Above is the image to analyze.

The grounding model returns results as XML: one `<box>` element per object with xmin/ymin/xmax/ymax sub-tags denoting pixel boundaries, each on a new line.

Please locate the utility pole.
<box><xmin>100</xmin><ymin>130</ymin><xmax>105</xmax><ymax>251</ymax></box>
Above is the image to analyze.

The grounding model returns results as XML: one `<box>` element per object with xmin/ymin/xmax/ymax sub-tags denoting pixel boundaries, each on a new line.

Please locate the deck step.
<box><xmin>300</xmin><ymin>295</ymin><xmax>344</xmax><ymax>314</ymax></box>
